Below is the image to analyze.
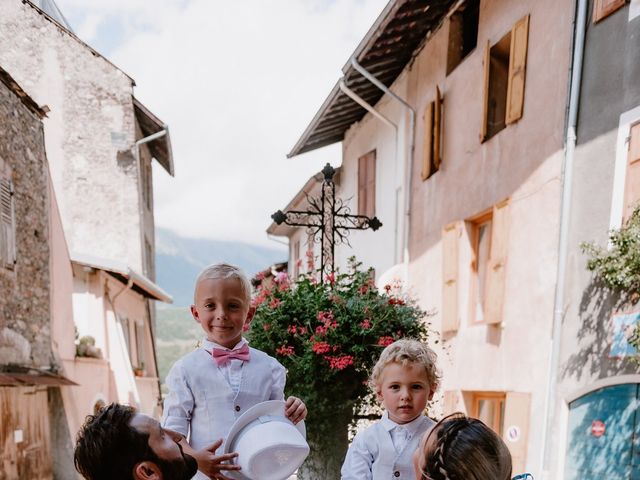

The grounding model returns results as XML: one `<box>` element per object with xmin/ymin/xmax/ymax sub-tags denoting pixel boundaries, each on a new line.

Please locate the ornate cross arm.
<box><xmin>271</xmin><ymin>209</ymin><xmax>322</xmax><ymax>229</ymax></box>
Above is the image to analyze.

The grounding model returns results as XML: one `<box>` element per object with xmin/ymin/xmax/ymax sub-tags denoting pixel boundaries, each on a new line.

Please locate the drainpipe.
<box><xmin>351</xmin><ymin>58</ymin><xmax>416</xmax><ymax>277</ymax></box>
<box><xmin>540</xmin><ymin>0</ymin><xmax>587</xmax><ymax>477</ymax></box>
<box><xmin>338</xmin><ymin>80</ymin><xmax>401</xmax><ymax>259</ymax></box>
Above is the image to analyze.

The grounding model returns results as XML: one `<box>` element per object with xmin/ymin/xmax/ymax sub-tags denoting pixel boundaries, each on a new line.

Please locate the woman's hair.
<box><xmin>369</xmin><ymin>339</ymin><xmax>440</xmax><ymax>393</ymax></box>
<box><xmin>418</xmin><ymin>413</ymin><xmax>512</xmax><ymax>480</ymax></box>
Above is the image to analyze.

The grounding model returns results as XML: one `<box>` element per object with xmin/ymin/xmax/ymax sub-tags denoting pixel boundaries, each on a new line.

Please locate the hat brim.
<box><xmin>222</xmin><ymin>400</ymin><xmax>307</xmax><ymax>480</ymax></box>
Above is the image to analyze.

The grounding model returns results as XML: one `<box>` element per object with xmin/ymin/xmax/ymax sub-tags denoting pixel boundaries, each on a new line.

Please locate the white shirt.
<box><xmin>341</xmin><ymin>412</ymin><xmax>434</xmax><ymax>480</ymax></box>
<box><xmin>202</xmin><ymin>338</ymin><xmax>248</xmax><ymax>395</ymax></box>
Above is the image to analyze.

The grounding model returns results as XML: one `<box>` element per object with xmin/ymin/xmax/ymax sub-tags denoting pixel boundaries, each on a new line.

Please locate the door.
<box><xmin>565</xmin><ymin>384</ymin><xmax>640</xmax><ymax>479</ymax></box>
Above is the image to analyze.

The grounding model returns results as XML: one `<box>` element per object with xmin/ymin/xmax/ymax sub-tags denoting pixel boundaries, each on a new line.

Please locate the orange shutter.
<box><xmin>358</xmin><ymin>154</ymin><xmax>367</xmax><ymax>215</ymax></box>
<box><xmin>485</xmin><ymin>200</ymin><xmax>509</xmax><ymax>324</ymax></box>
<box><xmin>502</xmin><ymin>392</ymin><xmax>531</xmax><ymax>474</ymax></box>
<box><xmin>480</xmin><ymin>40</ymin><xmax>491</xmax><ymax>142</ymax></box>
<box><xmin>366</xmin><ymin>151</ymin><xmax>376</xmax><ymax>217</ymax></box>
<box><xmin>506</xmin><ymin>15</ymin><xmax>529</xmax><ymax>125</ymax></box>
<box><xmin>593</xmin><ymin>0</ymin><xmax>626</xmax><ymax>23</ymax></box>
<box><xmin>434</xmin><ymin>86</ymin><xmax>443</xmax><ymax>170</ymax></box>
<box><xmin>422</xmin><ymin>101</ymin><xmax>434</xmax><ymax>180</ymax></box>
<box><xmin>623</xmin><ymin>122</ymin><xmax>640</xmax><ymax>222</ymax></box>
<box><xmin>442</xmin><ymin>222</ymin><xmax>461</xmax><ymax>332</ymax></box>
<box><xmin>443</xmin><ymin>390</ymin><xmax>459</xmax><ymax>415</ymax></box>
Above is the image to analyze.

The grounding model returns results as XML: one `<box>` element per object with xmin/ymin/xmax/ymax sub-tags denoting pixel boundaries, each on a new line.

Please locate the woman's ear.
<box><xmin>133</xmin><ymin>461</ymin><xmax>161</xmax><ymax>480</ymax></box>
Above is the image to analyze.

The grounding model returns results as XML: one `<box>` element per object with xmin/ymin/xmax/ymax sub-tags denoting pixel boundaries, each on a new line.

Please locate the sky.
<box><xmin>54</xmin><ymin>0</ymin><xmax>389</xmax><ymax>248</ymax></box>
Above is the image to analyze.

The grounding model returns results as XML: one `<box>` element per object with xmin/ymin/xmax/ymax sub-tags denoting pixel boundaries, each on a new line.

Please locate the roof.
<box><xmin>0</xmin><ymin>365</ymin><xmax>77</xmax><ymax>387</ymax></box>
<box><xmin>267</xmin><ymin>167</ymin><xmax>341</xmax><ymax>236</ymax></box>
<box><xmin>288</xmin><ymin>0</ymin><xmax>456</xmax><ymax>157</ymax></box>
<box><xmin>71</xmin><ymin>252</ymin><xmax>173</xmax><ymax>303</ymax></box>
<box><xmin>133</xmin><ymin>97</ymin><xmax>174</xmax><ymax>176</ymax></box>
<box><xmin>0</xmin><ymin>66</ymin><xmax>47</xmax><ymax>118</ymax></box>
<box><xmin>23</xmin><ymin>1</ymin><xmax>135</xmax><ymax>85</ymax></box>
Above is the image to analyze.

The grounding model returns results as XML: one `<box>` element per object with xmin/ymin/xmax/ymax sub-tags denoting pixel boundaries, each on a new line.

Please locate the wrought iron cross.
<box><xmin>271</xmin><ymin>163</ymin><xmax>382</xmax><ymax>282</ymax></box>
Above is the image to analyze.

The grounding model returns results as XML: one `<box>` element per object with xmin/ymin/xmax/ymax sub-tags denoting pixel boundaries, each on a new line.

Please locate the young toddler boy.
<box><xmin>162</xmin><ymin>263</ymin><xmax>307</xmax><ymax>479</ymax></box>
<box><xmin>341</xmin><ymin>339</ymin><xmax>440</xmax><ymax>480</ymax></box>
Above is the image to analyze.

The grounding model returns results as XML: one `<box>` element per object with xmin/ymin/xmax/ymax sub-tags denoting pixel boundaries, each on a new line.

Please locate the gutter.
<box><xmin>350</xmin><ymin>58</ymin><xmax>416</xmax><ymax>275</ymax></box>
<box><xmin>540</xmin><ymin>0</ymin><xmax>588</xmax><ymax>477</ymax></box>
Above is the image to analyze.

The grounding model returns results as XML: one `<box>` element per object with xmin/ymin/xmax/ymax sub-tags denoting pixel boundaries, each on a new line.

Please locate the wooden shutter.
<box><xmin>502</xmin><ymin>392</ymin><xmax>531</xmax><ymax>474</ymax></box>
<box><xmin>506</xmin><ymin>15</ymin><xmax>529</xmax><ymax>125</ymax></box>
<box><xmin>422</xmin><ymin>101</ymin><xmax>434</xmax><ymax>180</ymax></box>
<box><xmin>442</xmin><ymin>222</ymin><xmax>461</xmax><ymax>332</ymax></box>
<box><xmin>623</xmin><ymin>122</ymin><xmax>640</xmax><ymax>222</ymax></box>
<box><xmin>480</xmin><ymin>40</ymin><xmax>491</xmax><ymax>142</ymax></box>
<box><xmin>0</xmin><ymin>179</ymin><xmax>16</xmax><ymax>269</ymax></box>
<box><xmin>593</xmin><ymin>0</ymin><xmax>626</xmax><ymax>23</ymax></box>
<box><xmin>443</xmin><ymin>390</ymin><xmax>459</xmax><ymax>415</ymax></box>
<box><xmin>485</xmin><ymin>200</ymin><xmax>509</xmax><ymax>324</ymax></box>
<box><xmin>358</xmin><ymin>151</ymin><xmax>376</xmax><ymax>217</ymax></box>
<box><xmin>434</xmin><ymin>86</ymin><xmax>443</xmax><ymax>170</ymax></box>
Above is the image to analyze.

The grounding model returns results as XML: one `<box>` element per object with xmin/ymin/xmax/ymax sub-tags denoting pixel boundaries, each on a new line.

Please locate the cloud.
<box><xmin>55</xmin><ymin>0</ymin><xmax>388</xmax><ymax>246</ymax></box>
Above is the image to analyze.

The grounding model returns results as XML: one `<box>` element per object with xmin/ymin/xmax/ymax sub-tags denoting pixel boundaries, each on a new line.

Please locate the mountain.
<box><xmin>155</xmin><ymin>227</ymin><xmax>286</xmax><ymax>307</ymax></box>
<box><xmin>154</xmin><ymin>228</ymin><xmax>286</xmax><ymax>385</ymax></box>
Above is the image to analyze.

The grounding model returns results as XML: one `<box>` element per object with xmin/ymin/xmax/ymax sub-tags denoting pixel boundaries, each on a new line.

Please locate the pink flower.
<box><xmin>287</xmin><ymin>325</ymin><xmax>298</xmax><ymax>334</ymax></box>
<box><xmin>377</xmin><ymin>336</ymin><xmax>394</xmax><ymax>347</ymax></box>
<box><xmin>276</xmin><ymin>345</ymin><xmax>295</xmax><ymax>356</ymax></box>
<box><xmin>360</xmin><ymin>319</ymin><xmax>372</xmax><ymax>329</ymax></box>
<box><xmin>384</xmin><ymin>284</ymin><xmax>392</xmax><ymax>293</ymax></box>
<box><xmin>296</xmin><ymin>259</ymin><xmax>303</xmax><ymax>268</ymax></box>
<box><xmin>359</xmin><ymin>285</ymin><xmax>369</xmax><ymax>294</ymax></box>
<box><xmin>274</xmin><ymin>272</ymin><xmax>288</xmax><ymax>284</ymax></box>
<box><xmin>269</xmin><ymin>298</ymin><xmax>281</xmax><ymax>309</ymax></box>
<box><xmin>326</xmin><ymin>272</ymin><xmax>336</xmax><ymax>285</ymax></box>
<box><xmin>298</xmin><ymin>326</ymin><xmax>308</xmax><ymax>335</ymax></box>
<box><xmin>315</xmin><ymin>325</ymin><xmax>328</xmax><ymax>335</ymax></box>
<box><xmin>326</xmin><ymin>355</ymin><xmax>354</xmax><ymax>370</ymax></box>
<box><xmin>263</xmin><ymin>323</ymin><xmax>271</xmax><ymax>331</ymax></box>
<box><xmin>312</xmin><ymin>341</ymin><xmax>331</xmax><ymax>354</ymax></box>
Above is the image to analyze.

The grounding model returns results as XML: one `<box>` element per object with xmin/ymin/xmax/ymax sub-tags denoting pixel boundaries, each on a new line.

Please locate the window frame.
<box><xmin>0</xmin><ymin>177</ymin><xmax>16</xmax><ymax>270</ymax></box>
<box><xmin>468</xmin><ymin>211</ymin><xmax>493</xmax><ymax>325</ymax></box>
<box><xmin>471</xmin><ymin>391</ymin><xmax>506</xmax><ymax>435</ymax></box>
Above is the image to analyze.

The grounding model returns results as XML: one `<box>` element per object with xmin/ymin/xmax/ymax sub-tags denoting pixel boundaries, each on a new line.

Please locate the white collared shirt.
<box><xmin>341</xmin><ymin>411</ymin><xmax>435</xmax><ymax>480</ymax></box>
<box><xmin>201</xmin><ymin>338</ymin><xmax>248</xmax><ymax>395</ymax></box>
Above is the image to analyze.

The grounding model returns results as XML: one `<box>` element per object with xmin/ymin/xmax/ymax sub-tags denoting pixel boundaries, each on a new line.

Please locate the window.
<box><xmin>481</xmin><ymin>16</ymin><xmax>529</xmax><ymax>142</ymax></box>
<box><xmin>447</xmin><ymin>0</ymin><xmax>480</xmax><ymax>74</ymax></box>
<box><xmin>470</xmin><ymin>213</ymin><xmax>492</xmax><ymax>323</ymax></box>
<box><xmin>593</xmin><ymin>0</ymin><xmax>626</xmax><ymax>23</ymax></box>
<box><xmin>0</xmin><ymin>178</ymin><xmax>16</xmax><ymax>270</ymax></box>
<box><xmin>623</xmin><ymin>121</ymin><xmax>640</xmax><ymax>223</ymax></box>
<box><xmin>358</xmin><ymin>150</ymin><xmax>376</xmax><ymax>217</ymax></box>
<box><xmin>471</xmin><ymin>392</ymin><xmax>505</xmax><ymax>434</ymax></box>
<box><xmin>469</xmin><ymin>200</ymin><xmax>509</xmax><ymax>325</ymax></box>
<box><xmin>422</xmin><ymin>87</ymin><xmax>443</xmax><ymax>180</ymax></box>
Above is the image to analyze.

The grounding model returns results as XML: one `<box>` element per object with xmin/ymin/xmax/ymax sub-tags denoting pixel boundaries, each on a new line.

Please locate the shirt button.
<box><xmin>235</xmin><ymin>405</ymin><xmax>241</xmax><ymax>412</ymax></box>
<box><xmin>394</xmin><ymin>472</ymin><xmax>400</xmax><ymax>477</ymax></box>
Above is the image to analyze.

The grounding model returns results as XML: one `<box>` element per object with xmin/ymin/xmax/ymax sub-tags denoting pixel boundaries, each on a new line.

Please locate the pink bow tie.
<box><xmin>212</xmin><ymin>344</ymin><xmax>250</xmax><ymax>366</ymax></box>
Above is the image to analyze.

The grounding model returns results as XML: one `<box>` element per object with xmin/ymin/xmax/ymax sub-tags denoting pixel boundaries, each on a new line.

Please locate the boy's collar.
<box><xmin>202</xmin><ymin>337</ymin><xmax>248</xmax><ymax>352</ymax></box>
<box><xmin>381</xmin><ymin>410</ymin><xmax>426</xmax><ymax>434</ymax></box>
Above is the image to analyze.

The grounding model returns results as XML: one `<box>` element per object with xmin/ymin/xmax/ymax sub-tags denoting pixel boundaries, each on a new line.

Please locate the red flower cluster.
<box><xmin>360</xmin><ymin>319</ymin><xmax>372</xmax><ymax>329</ymax></box>
<box><xmin>388</xmin><ymin>298</ymin><xmax>405</xmax><ymax>306</ymax></box>
<box><xmin>377</xmin><ymin>336</ymin><xmax>394</xmax><ymax>347</ymax></box>
<box><xmin>287</xmin><ymin>325</ymin><xmax>308</xmax><ymax>335</ymax></box>
<box><xmin>317</xmin><ymin>311</ymin><xmax>337</xmax><ymax>329</ymax></box>
<box><xmin>325</xmin><ymin>354</ymin><xmax>354</xmax><ymax>370</ymax></box>
<box><xmin>276</xmin><ymin>345</ymin><xmax>295</xmax><ymax>356</ymax></box>
<box><xmin>269</xmin><ymin>298</ymin><xmax>281</xmax><ymax>309</ymax></box>
<box><xmin>312</xmin><ymin>341</ymin><xmax>331</xmax><ymax>354</ymax></box>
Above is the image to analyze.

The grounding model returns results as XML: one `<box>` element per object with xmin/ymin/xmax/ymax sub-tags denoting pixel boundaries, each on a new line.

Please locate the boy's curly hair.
<box><xmin>369</xmin><ymin>338</ymin><xmax>441</xmax><ymax>393</ymax></box>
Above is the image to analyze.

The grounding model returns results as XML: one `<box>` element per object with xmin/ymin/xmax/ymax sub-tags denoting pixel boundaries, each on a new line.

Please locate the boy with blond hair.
<box><xmin>341</xmin><ymin>339</ymin><xmax>440</xmax><ymax>480</ymax></box>
<box><xmin>162</xmin><ymin>263</ymin><xmax>307</xmax><ymax>479</ymax></box>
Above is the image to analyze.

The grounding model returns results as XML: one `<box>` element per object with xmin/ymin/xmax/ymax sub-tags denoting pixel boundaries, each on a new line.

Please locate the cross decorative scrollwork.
<box><xmin>271</xmin><ymin>163</ymin><xmax>382</xmax><ymax>282</ymax></box>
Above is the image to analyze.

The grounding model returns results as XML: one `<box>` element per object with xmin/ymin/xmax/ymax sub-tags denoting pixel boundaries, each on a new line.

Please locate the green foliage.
<box><xmin>581</xmin><ymin>206</ymin><xmax>640</xmax><ymax>353</ymax></box>
<box><xmin>247</xmin><ymin>257</ymin><xmax>434</xmax><ymax>475</ymax></box>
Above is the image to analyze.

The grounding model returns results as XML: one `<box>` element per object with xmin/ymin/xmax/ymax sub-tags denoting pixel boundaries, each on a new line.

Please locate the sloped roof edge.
<box><xmin>133</xmin><ymin>97</ymin><xmax>175</xmax><ymax>176</ymax></box>
<box><xmin>0</xmin><ymin>66</ymin><xmax>47</xmax><ymax>118</ymax></box>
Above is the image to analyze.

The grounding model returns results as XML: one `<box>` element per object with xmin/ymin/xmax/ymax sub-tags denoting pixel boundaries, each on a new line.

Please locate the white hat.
<box><xmin>223</xmin><ymin>400</ymin><xmax>310</xmax><ymax>480</ymax></box>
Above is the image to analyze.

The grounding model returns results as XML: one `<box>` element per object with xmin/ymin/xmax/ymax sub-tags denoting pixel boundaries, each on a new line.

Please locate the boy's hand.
<box><xmin>285</xmin><ymin>396</ymin><xmax>307</xmax><ymax>425</ymax></box>
<box><xmin>192</xmin><ymin>439</ymin><xmax>240</xmax><ymax>480</ymax></box>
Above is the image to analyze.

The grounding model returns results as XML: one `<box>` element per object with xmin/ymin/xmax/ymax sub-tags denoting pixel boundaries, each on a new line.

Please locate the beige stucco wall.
<box><xmin>0</xmin><ymin>0</ymin><xmax>145</xmax><ymax>272</ymax></box>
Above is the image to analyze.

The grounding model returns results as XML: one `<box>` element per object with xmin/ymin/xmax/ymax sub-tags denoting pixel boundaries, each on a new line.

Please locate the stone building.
<box><xmin>0</xmin><ymin>65</ymin><xmax>75</xmax><ymax>480</ymax></box>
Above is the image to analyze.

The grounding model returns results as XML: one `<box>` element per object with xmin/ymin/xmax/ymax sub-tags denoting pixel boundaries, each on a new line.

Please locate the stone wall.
<box><xmin>0</xmin><ymin>75</ymin><xmax>51</xmax><ymax>367</ymax></box>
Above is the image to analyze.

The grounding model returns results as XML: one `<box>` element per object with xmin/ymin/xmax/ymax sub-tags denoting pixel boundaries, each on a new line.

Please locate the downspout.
<box><xmin>541</xmin><ymin>0</ymin><xmax>587</xmax><ymax>477</ymax></box>
<box><xmin>351</xmin><ymin>58</ymin><xmax>416</xmax><ymax>277</ymax></box>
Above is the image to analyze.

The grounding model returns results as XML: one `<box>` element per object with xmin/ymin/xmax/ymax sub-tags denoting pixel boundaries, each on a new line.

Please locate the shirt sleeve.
<box><xmin>341</xmin><ymin>430</ymin><xmax>374</xmax><ymax>480</ymax></box>
<box><xmin>268</xmin><ymin>357</ymin><xmax>286</xmax><ymax>401</ymax></box>
<box><xmin>161</xmin><ymin>360</ymin><xmax>193</xmax><ymax>438</ymax></box>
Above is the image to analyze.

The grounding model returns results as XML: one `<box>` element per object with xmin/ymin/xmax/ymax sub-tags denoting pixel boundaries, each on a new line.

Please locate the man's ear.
<box><xmin>133</xmin><ymin>461</ymin><xmax>161</xmax><ymax>480</ymax></box>
<box><xmin>190</xmin><ymin>305</ymin><xmax>199</xmax><ymax>322</ymax></box>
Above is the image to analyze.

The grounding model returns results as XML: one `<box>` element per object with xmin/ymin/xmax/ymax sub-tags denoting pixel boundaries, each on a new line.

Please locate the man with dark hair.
<box><xmin>74</xmin><ymin>403</ymin><xmax>199</xmax><ymax>480</ymax></box>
